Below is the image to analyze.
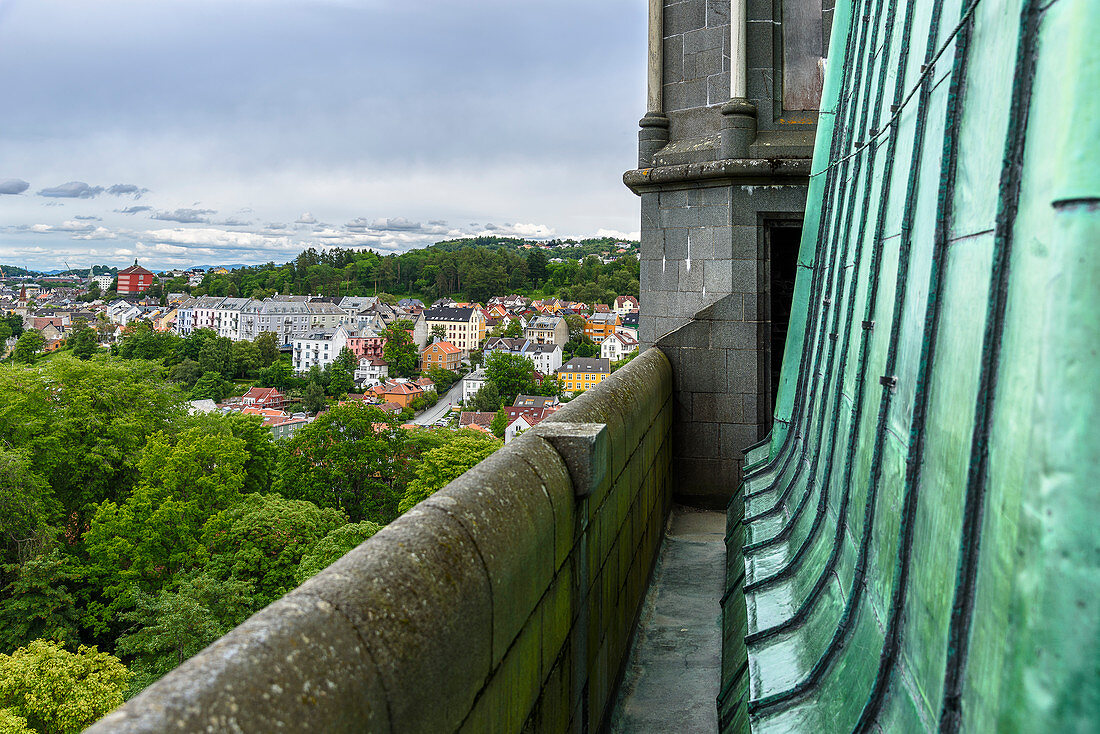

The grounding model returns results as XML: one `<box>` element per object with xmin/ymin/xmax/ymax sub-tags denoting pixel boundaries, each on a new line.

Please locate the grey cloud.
<box><xmin>38</xmin><ymin>181</ymin><xmax>104</xmax><ymax>198</ymax></box>
<box><xmin>295</xmin><ymin>212</ymin><xmax>317</xmax><ymax>224</ymax></box>
<box><xmin>73</xmin><ymin>214</ymin><xmax>101</xmax><ymax>221</ymax></box>
<box><xmin>344</xmin><ymin>217</ymin><xmax>373</xmax><ymax>233</ymax></box>
<box><xmin>428</xmin><ymin>219</ymin><xmax>448</xmax><ymax>227</ymax></box>
<box><xmin>107</xmin><ymin>183</ymin><xmax>149</xmax><ymax>198</ymax></box>
<box><xmin>0</xmin><ymin>179</ymin><xmax>30</xmax><ymax>195</ymax></box>
<box><xmin>218</xmin><ymin>218</ymin><xmax>252</xmax><ymax>226</ymax></box>
<box><xmin>152</xmin><ymin>208</ymin><xmax>216</xmax><ymax>223</ymax></box>
<box><xmin>116</xmin><ymin>205</ymin><xmax>153</xmax><ymax>214</ymax></box>
<box><xmin>370</xmin><ymin>217</ymin><xmax>421</xmax><ymax>231</ymax></box>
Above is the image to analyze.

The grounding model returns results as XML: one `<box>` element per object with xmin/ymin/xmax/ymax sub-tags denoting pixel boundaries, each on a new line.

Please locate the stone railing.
<box><xmin>89</xmin><ymin>347</ymin><xmax>673</xmax><ymax>733</ymax></box>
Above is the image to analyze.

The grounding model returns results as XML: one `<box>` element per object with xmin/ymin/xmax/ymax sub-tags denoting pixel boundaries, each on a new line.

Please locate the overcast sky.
<box><xmin>0</xmin><ymin>0</ymin><xmax>647</xmax><ymax>271</ymax></box>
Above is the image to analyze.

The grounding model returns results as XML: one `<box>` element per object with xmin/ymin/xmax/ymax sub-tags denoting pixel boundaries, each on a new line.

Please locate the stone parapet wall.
<box><xmin>88</xmin><ymin>347</ymin><xmax>674</xmax><ymax>734</ymax></box>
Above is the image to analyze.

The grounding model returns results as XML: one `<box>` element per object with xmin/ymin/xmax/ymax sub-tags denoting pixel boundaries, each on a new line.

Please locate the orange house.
<box><xmin>368</xmin><ymin>381</ymin><xmax>424</xmax><ymax>408</ymax></box>
<box><xmin>420</xmin><ymin>340</ymin><xmax>462</xmax><ymax>371</ymax></box>
<box><xmin>583</xmin><ymin>312</ymin><xmax>621</xmax><ymax>342</ymax></box>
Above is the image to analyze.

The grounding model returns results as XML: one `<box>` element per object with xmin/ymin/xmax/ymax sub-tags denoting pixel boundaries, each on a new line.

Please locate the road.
<box><xmin>412</xmin><ymin>379</ymin><xmax>464</xmax><ymax>425</ymax></box>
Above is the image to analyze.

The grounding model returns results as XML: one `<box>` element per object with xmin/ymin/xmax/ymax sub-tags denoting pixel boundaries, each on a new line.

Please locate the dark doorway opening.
<box><xmin>765</xmin><ymin>222</ymin><xmax>802</xmax><ymax>426</ymax></box>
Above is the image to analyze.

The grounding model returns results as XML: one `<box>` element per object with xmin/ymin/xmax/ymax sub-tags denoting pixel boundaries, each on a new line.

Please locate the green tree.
<box><xmin>181</xmin><ymin>412</ymin><xmax>276</xmax><ymax>497</ymax></box>
<box><xmin>0</xmin><ymin>357</ymin><xmax>184</xmax><ymax>521</ymax></box>
<box><xmin>430</xmin><ymin>325</ymin><xmax>446</xmax><ymax>341</ymax></box>
<box><xmin>484</xmin><ymin>351</ymin><xmax>535</xmax><ymax>406</ymax></box>
<box><xmin>230</xmin><ymin>340</ymin><xmax>261</xmax><ymax>379</ymax></box>
<box><xmin>301</xmin><ymin>380</ymin><xmax>327</xmax><ymax>413</ymax></box>
<box><xmin>425</xmin><ymin>367</ymin><xmax>459</xmax><ymax>392</ymax></box>
<box><xmin>294</xmin><ymin>521</ymin><xmax>383</xmax><ymax>584</ymax></box>
<box><xmin>197</xmin><ymin>336</ymin><xmax>232</xmax><ymax>377</ymax></box>
<box><xmin>115</xmin><ymin>572</ymin><xmax>255</xmax><ymax>696</ymax></box>
<box><xmin>382</xmin><ymin>320</ymin><xmax>418</xmax><ymax>378</ymax></box>
<box><xmin>254</xmin><ymin>331</ymin><xmax>281</xmax><ymax>367</ymax></box>
<box><xmin>202</xmin><ymin>494</ymin><xmax>346</xmax><ymax>605</ymax></box>
<box><xmin>67</xmin><ymin>321</ymin><xmax>98</xmax><ymax>360</ymax></box>
<box><xmin>467</xmin><ymin>382</ymin><xmax>502</xmax><ymax>412</ymax></box>
<box><xmin>277</xmin><ymin>403</ymin><xmax>404</xmax><ymax>523</ymax></box>
<box><xmin>167</xmin><ymin>358</ymin><xmax>203</xmax><ymax>387</ymax></box>
<box><xmin>0</xmin><ymin>449</ymin><xmax>56</xmax><ymax>566</ymax></box>
<box><xmin>490</xmin><ymin>407</ymin><xmax>507</xmax><ymax>438</ymax></box>
<box><xmin>0</xmin><ymin>639</ymin><xmax>130</xmax><ymax>734</ymax></box>
<box><xmin>10</xmin><ymin>332</ymin><xmax>44</xmax><ymax>364</ymax></box>
<box><xmin>190</xmin><ymin>371</ymin><xmax>230</xmax><ymax>402</ymax></box>
<box><xmin>83</xmin><ymin>428</ymin><xmax>249</xmax><ymax>618</ymax></box>
<box><xmin>257</xmin><ymin>358</ymin><xmax>295</xmax><ymax>391</ymax></box>
<box><xmin>0</xmin><ymin>551</ymin><xmax>81</xmax><ymax>653</ymax></box>
<box><xmin>398</xmin><ymin>431</ymin><xmax>501</xmax><ymax>513</ymax></box>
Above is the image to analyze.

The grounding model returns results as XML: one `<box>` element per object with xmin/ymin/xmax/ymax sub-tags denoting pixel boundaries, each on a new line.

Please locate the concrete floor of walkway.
<box><xmin>607</xmin><ymin>505</ymin><xmax>726</xmax><ymax>733</ymax></box>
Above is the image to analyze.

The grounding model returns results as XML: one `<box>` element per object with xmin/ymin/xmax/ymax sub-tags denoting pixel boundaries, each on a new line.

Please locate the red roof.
<box><xmin>118</xmin><ymin>264</ymin><xmax>154</xmax><ymax>276</ymax></box>
<box><xmin>459</xmin><ymin>411</ymin><xmax>495</xmax><ymax>428</ymax></box>
<box><xmin>422</xmin><ymin>340</ymin><xmax>461</xmax><ymax>355</ymax></box>
<box><xmin>243</xmin><ymin>387</ymin><xmax>282</xmax><ymax>402</ymax></box>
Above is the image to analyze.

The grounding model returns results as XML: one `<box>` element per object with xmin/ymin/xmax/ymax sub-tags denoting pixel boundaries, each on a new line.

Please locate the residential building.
<box><xmin>354</xmin><ymin>358</ymin><xmax>389</xmax><ymax>386</ymax></box>
<box><xmin>238</xmin><ymin>297</ymin><xmax>313</xmax><ymax>343</ymax></box>
<box><xmin>116</xmin><ymin>262</ymin><xmax>154</xmax><ymax>295</ymax></box>
<box><xmin>191</xmin><ymin>296</ymin><xmax>225</xmax><ymax>333</ymax></box>
<box><xmin>337</xmin><ymin>296</ymin><xmax>378</xmax><ymax>324</ymax></box>
<box><xmin>458</xmin><ymin>412</ymin><xmax>495</xmax><ymax>431</ymax></box>
<box><xmin>368</xmin><ymin>380</ymin><xmax>423</xmax><ymax>408</ymax></box>
<box><xmin>461</xmin><ymin>369</ymin><xmax>488</xmax><ymax>403</ymax></box>
<box><xmin>556</xmin><ymin>357</ymin><xmax>611</xmax><ymax>395</ymax></box>
<box><xmin>292</xmin><ymin>325</ymin><xmax>352</xmax><ymax>373</ymax></box>
<box><xmin>241</xmin><ymin>387</ymin><xmax>285</xmax><ymax>410</ymax></box>
<box><xmin>175</xmin><ymin>297</ymin><xmax>197</xmax><ymax>335</ymax></box>
<box><xmin>307</xmin><ymin>301</ymin><xmax>345</xmax><ymax>332</ymax></box>
<box><xmin>420</xmin><ymin>340</ymin><xmax>462</xmax><ymax>372</ymax></box>
<box><xmin>90</xmin><ymin>274</ymin><xmax>114</xmax><ymax>291</ymax></box>
<box><xmin>524</xmin><ymin>315</ymin><xmax>569</xmax><ymax>346</ymax></box>
<box><xmin>419</xmin><ymin>307</ymin><xmax>484</xmax><ymax>354</ymax></box>
<box><xmin>215</xmin><ymin>297</ymin><xmax>252</xmax><ymax>340</ymax></box>
<box><xmin>513</xmin><ymin>394</ymin><xmax>560</xmax><ymax>409</ymax></box>
<box><xmin>584</xmin><ymin>312</ymin><xmax>621</xmax><ymax>342</ymax></box>
<box><xmin>600</xmin><ymin>332</ymin><xmax>640</xmax><ymax>362</ymax></box>
<box><xmin>345</xmin><ymin>331</ymin><xmax>385</xmax><ymax>361</ymax></box>
<box><xmin>613</xmin><ymin>295</ymin><xmax>639</xmax><ymax>316</ymax></box>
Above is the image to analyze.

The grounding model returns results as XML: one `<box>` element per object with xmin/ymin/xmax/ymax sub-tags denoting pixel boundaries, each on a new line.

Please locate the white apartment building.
<box><xmin>600</xmin><ymin>332</ymin><xmax>640</xmax><ymax>362</ymax></box>
<box><xmin>292</xmin><ymin>325</ymin><xmax>352</xmax><ymax>373</ymax></box>
<box><xmin>191</xmin><ymin>296</ymin><xmax>225</xmax><ymax>333</ymax></box>
<box><xmin>215</xmin><ymin>297</ymin><xmax>252</xmax><ymax>341</ymax></box>
<box><xmin>238</xmin><ymin>298</ymin><xmax>313</xmax><ymax>343</ymax></box>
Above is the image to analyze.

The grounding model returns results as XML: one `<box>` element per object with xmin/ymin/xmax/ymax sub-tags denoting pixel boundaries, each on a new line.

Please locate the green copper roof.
<box><xmin>721</xmin><ymin>0</ymin><xmax>1100</xmax><ymax>731</ymax></box>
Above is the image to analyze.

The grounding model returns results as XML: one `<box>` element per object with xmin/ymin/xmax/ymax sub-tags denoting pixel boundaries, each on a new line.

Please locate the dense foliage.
<box><xmin>0</xmin><ymin>355</ymin><xmax>504</xmax><ymax>730</ymax></box>
<box><xmin>182</xmin><ymin>237</ymin><xmax>638</xmax><ymax>305</ymax></box>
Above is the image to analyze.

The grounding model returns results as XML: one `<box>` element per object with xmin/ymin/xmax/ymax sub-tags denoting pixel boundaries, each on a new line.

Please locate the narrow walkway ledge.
<box><xmin>609</xmin><ymin>505</ymin><xmax>725</xmax><ymax>732</ymax></box>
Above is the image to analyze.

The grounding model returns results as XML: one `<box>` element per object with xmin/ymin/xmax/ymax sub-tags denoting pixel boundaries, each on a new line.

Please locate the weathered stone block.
<box><xmin>665</xmin><ymin>0</ymin><xmax>706</xmax><ymax>35</ymax></box>
<box><xmin>419</xmin><ymin>445</ymin><xmax>555</xmax><ymax>663</ymax></box>
<box><xmin>704</xmin><ymin>258</ymin><xmax>733</xmax><ymax>292</ymax></box>
<box><xmin>721</xmin><ymin>423</ymin><xmax>760</xmax><ymax>459</ymax></box>
<box><xmin>86</xmin><ymin>594</ymin><xmax>391</xmax><ymax>734</ymax></box>
<box><xmin>664</xmin><ymin>226</ymin><xmax>689</xmax><ymax>258</ymax></box>
<box><xmin>679</xmin><ymin>259</ymin><xmax>704</xmax><ymax>291</ymax></box>
<box><xmin>732</xmin><ymin>258</ymin><xmax>757</xmax><ymax>291</ymax></box>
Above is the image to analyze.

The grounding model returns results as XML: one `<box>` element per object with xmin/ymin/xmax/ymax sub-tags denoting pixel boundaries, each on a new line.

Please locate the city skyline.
<box><xmin>0</xmin><ymin>0</ymin><xmax>645</xmax><ymax>271</ymax></box>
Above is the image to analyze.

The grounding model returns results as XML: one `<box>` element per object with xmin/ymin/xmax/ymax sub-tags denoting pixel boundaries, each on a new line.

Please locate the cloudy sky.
<box><xmin>0</xmin><ymin>0</ymin><xmax>646</xmax><ymax>272</ymax></box>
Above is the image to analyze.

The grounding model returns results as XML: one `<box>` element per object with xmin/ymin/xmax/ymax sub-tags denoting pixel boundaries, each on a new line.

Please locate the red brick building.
<box><xmin>116</xmin><ymin>262</ymin><xmax>155</xmax><ymax>295</ymax></box>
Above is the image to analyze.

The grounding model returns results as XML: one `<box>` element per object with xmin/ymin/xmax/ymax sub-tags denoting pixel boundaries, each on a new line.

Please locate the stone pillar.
<box><xmin>639</xmin><ymin>0</ymin><xmax>670</xmax><ymax>167</ymax></box>
<box><xmin>721</xmin><ymin>0</ymin><xmax>757</xmax><ymax>160</ymax></box>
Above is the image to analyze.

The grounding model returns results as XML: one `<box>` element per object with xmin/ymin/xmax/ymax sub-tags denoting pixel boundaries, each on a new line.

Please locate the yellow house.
<box><xmin>556</xmin><ymin>357</ymin><xmax>611</xmax><ymax>394</ymax></box>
